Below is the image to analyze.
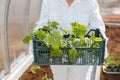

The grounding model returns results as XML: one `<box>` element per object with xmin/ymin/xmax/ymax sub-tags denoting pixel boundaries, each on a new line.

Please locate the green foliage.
<box><xmin>72</xmin><ymin>38</ymin><xmax>89</xmax><ymax>47</ymax></box>
<box><xmin>69</xmin><ymin>48</ymin><xmax>78</xmax><ymax>63</ymax></box>
<box><xmin>23</xmin><ymin>21</ymin><xmax>104</xmax><ymax>62</ymax></box>
<box><xmin>77</xmin><ymin>50</ymin><xmax>85</xmax><ymax>55</ymax></box>
<box><xmin>45</xmin><ymin>30</ymin><xmax>63</xmax><ymax>57</ymax></box>
<box><xmin>45</xmin><ymin>30</ymin><xmax>62</xmax><ymax>49</ymax></box>
<box><xmin>23</xmin><ymin>35</ymin><xmax>32</xmax><ymax>44</ymax></box>
<box><xmin>60</xmin><ymin>40</ymin><xmax>68</xmax><ymax>48</ymax></box>
<box><xmin>72</xmin><ymin>38</ymin><xmax>80</xmax><ymax>46</ymax></box>
<box><xmin>51</xmin><ymin>21</ymin><xmax>60</xmax><ymax>27</ymax></box>
<box><xmin>23</xmin><ymin>21</ymin><xmax>60</xmax><ymax>44</ymax></box>
<box><xmin>79</xmin><ymin>38</ymin><xmax>89</xmax><ymax>47</ymax></box>
<box><xmin>92</xmin><ymin>42</ymin><xmax>101</xmax><ymax>48</ymax></box>
<box><xmin>91</xmin><ymin>32</ymin><xmax>102</xmax><ymax>41</ymax></box>
<box><xmin>71</xmin><ymin>22</ymin><xmax>88</xmax><ymax>39</ymax></box>
<box><xmin>48</xmin><ymin>21</ymin><xmax>60</xmax><ymax>30</ymax></box>
<box><xmin>23</xmin><ymin>24</ymin><xmax>37</xmax><ymax>44</ymax></box>
<box><xmin>60</xmin><ymin>28</ymin><xmax>69</xmax><ymax>34</ymax></box>
<box><xmin>50</xmin><ymin>48</ymin><xmax>63</xmax><ymax>57</ymax></box>
<box><xmin>23</xmin><ymin>29</ymin><xmax>46</xmax><ymax>44</ymax></box>
<box><xmin>93</xmin><ymin>37</ymin><xmax>102</xmax><ymax>41</ymax></box>
<box><xmin>42</xmin><ymin>25</ymin><xmax>51</xmax><ymax>32</ymax></box>
<box><xmin>105</xmin><ymin>54</ymin><xmax>120</xmax><ymax>68</ymax></box>
<box><xmin>29</xmin><ymin>65</ymin><xmax>41</xmax><ymax>74</ymax></box>
<box><xmin>36</xmin><ymin>30</ymin><xmax>46</xmax><ymax>40</ymax></box>
<box><xmin>30</xmin><ymin>24</ymin><xmax>38</xmax><ymax>34</ymax></box>
<box><xmin>90</xmin><ymin>32</ymin><xmax>102</xmax><ymax>48</ymax></box>
<box><xmin>41</xmin><ymin>73</ymin><xmax>48</xmax><ymax>80</ymax></box>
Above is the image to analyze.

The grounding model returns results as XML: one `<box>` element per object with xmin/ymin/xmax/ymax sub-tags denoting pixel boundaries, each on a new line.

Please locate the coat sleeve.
<box><xmin>34</xmin><ymin>0</ymin><xmax>50</xmax><ymax>30</ymax></box>
<box><xmin>89</xmin><ymin>0</ymin><xmax>105</xmax><ymax>35</ymax></box>
<box><xmin>89</xmin><ymin>0</ymin><xmax>108</xmax><ymax>58</ymax></box>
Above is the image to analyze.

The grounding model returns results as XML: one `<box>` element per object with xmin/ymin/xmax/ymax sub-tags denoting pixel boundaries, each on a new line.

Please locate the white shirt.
<box><xmin>35</xmin><ymin>0</ymin><xmax>105</xmax><ymax>34</ymax></box>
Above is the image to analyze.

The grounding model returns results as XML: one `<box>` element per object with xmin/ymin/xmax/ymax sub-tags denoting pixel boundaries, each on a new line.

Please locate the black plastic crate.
<box><xmin>32</xmin><ymin>29</ymin><xmax>106</xmax><ymax>65</ymax></box>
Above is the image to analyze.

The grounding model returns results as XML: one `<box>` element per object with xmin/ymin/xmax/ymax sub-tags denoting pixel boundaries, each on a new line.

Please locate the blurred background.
<box><xmin>0</xmin><ymin>0</ymin><xmax>120</xmax><ymax>79</ymax></box>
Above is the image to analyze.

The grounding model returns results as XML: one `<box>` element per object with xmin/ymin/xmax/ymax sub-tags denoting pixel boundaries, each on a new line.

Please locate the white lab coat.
<box><xmin>35</xmin><ymin>0</ymin><xmax>105</xmax><ymax>33</ymax></box>
<box><xmin>35</xmin><ymin>0</ymin><xmax>108</xmax><ymax>80</ymax></box>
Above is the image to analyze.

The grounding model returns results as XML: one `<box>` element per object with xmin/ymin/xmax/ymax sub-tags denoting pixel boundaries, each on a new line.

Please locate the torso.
<box><xmin>48</xmin><ymin>0</ymin><xmax>90</xmax><ymax>32</ymax></box>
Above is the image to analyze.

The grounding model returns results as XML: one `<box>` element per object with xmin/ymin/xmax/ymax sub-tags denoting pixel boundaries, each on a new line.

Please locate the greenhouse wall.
<box><xmin>0</xmin><ymin>18</ymin><xmax>5</xmax><ymax>78</ymax></box>
<box><xmin>8</xmin><ymin>0</ymin><xmax>27</xmax><ymax>68</ymax></box>
<box><xmin>7</xmin><ymin>0</ymin><xmax>42</xmax><ymax>68</ymax></box>
<box><xmin>0</xmin><ymin>0</ymin><xmax>42</xmax><ymax>79</ymax></box>
<box><xmin>0</xmin><ymin>0</ymin><xmax>10</xmax><ymax>79</ymax></box>
<box><xmin>100</xmin><ymin>0</ymin><xmax>120</xmax><ymax>15</ymax></box>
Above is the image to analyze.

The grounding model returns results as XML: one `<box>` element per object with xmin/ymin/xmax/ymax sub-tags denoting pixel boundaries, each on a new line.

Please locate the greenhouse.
<box><xmin>0</xmin><ymin>0</ymin><xmax>120</xmax><ymax>80</ymax></box>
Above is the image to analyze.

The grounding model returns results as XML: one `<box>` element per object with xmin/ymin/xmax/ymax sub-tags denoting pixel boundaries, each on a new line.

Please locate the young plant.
<box><xmin>105</xmin><ymin>53</ymin><xmax>120</xmax><ymax>68</ymax></box>
<box><xmin>71</xmin><ymin>22</ymin><xmax>88</xmax><ymax>39</ymax></box>
<box><xmin>23</xmin><ymin>24</ymin><xmax>37</xmax><ymax>44</ymax></box>
<box><xmin>72</xmin><ymin>38</ymin><xmax>89</xmax><ymax>47</ymax></box>
<box><xmin>90</xmin><ymin>32</ymin><xmax>102</xmax><ymax>48</ymax></box>
<box><xmin>60</xmin><ymin>28</ymin><xmax>69</xmax><ymax>34</ymax></box>
<box><xmin>29</xmin><ymin>65</ymin><xmax>41</xmax><ymax>74</ymax></box>
<box><xmin>23</xmin><ymin>21</ymin><xmax>60</xmax><ymax>44</ymax></box>
<box><xmin>69</xmin><ymin>48</ymin><xmax>78</xmax><ymax>63</ymax></box>
<box><xmin>41</xmin><ymin>72</ymin><xmax>49</xmax><ymax>80</ymax></box>
<box><xmin>48</xmin><ymin>21</ymin><xmax>60</xmax><ymax>29</ymax></box>
<box><xmin>45</xmin><ymin>30</ymin><xmax>63</xmax><ymax>57</ymax></box>
<box><xmin>72</xmin><ymin>38</ymin><xmax>81</xmax><ymax>46</ymax></box>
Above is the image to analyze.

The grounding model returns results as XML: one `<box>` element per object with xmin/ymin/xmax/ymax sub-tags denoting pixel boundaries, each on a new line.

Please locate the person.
<box><xmin>35</xmin><ymin>0</ymin><xmax>108</xmax><ymax>80</ymax></box>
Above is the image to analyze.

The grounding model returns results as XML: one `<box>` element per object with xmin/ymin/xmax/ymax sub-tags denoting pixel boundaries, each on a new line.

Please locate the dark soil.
<box><xmin>19</xmin><ymin>64</ymin><xmax>53</xmax><ymax>80</ymax></box>
<box><xmin>106</xmin><ymin>27</ymin><xmax>120</xmax><ymax>54</ymax></box>
<box><xmin>100</xmin><ymin>27</ymin><xmax>120</xmax><ymax>80</ymax></box>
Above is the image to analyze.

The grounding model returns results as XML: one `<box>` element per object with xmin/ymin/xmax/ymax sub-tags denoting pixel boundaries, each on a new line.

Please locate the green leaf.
<box><xmin>60</xmin><ymin>40</ymin><xmax>68</xmax><ymax>48</ymax></box>
<box><xmin>23</xmin><ymin>35</ymin><xmax>32</xmax><ymax>44</ymax></box>
<box><xmin>90</xmin><ymin>32</ymin><xmax>102</xmax><ymax>47</ymax></box>
<box><xmin>45</xmin><ymin>30</ymin><xmax>63</xmax><ymax>57</ymax></box>
<box><xmin>51</xmin><ymin>21</ymin><xmax>60</xmax><ymax>27</ymax></box>
<box><xmin>42</xmin><ymin>25</ymin><xmax>51</xmax><ymax>32</ymax></box>
<box><xmin>31</xmin><ymin>69</ymin><xmax>36</xmax><ymax>74</ymax></box>
<box><xmin>36</xmin><ymin>30</ymin><xmax>46</xmax><ymax>40</ymax></box>
<box><xmin>91</xmin><ymin>32</ymin><xmax>95</xmax><ymax>39</ymax></box>
<box><xmin>69</xmin><ymin>48</ymin><xmax>78</xmax><ymax>63</ymax></box>
<box><xmin>72</xmin><ymin>38</ymin><xmax>89</xmax><ymax>47</ymax></box>
<box><xmin>93</xmin><ymin>37</ymin><xmax>102</xmax><ymax>41</ymax></box>
<box><xmin>45</xmin><ymin>30</ymin><xmax>62</xmax><ymax>48</ymax></box>
<box><xmin>29</xmin><ymin>66</ymin><xmax>36</xmax><ymax>74</ymax></box>
<box><xmin>50</xmin><ymin>48</ymin><xmax>63</xmax><ymax>57</ymax></box>
<box><xmin>48</xmin><ymin>21</ymin><xmax>60</xmax><ymax>30</ymax></box>
<box><xmin>41</xmin><ymin>74</ymin><xmax>48</xmax><ymax>80</ymax></box>
<box><xmin>79</xmin><ymin>38</ymin><xmax>89</xmax><ymax>47</ymax></box>
<box><xmin>93</xmin><ymin>42</ymin><xmax>100</xmax><ymax>48</ymax></box>
<box><xmin>91</xmin><ymin>32</ymin><xmax>102</xmax><ymax>41</ymax></box>
<box><xmin>105</xmin><ymin>54</ymin><xmax>118</xmax><ymax>67</ymax></box>
<box><xmin>72</xmin><ymin>38</ymin><xmax>80</xmax><ymax>46</ymax></box>
<box><xmin>60</xmin><ymin>28</ymin><xmax>69</xmax><ymax>34</ymax></box>
<box><xmin>78</xmin><ymin>50</ymin><xmax>85</xmax><ymax>55</ymax></box>
<box><xmin>30</xmin><ymin>24</ymin><xmax>38</xmax><ymax>34</ymax></box>
<box><xmin>71</xmin><ymin>22</ymin><xmax>88</xmax><ymax>39</ymax></box>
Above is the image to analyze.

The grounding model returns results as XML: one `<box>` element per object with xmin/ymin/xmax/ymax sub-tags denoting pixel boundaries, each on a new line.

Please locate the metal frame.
<box><xmin>25</xmin><ymin>0</ymin><xmax>31</xmax><ymax>55</ymax></box>
<box><xmin>4</xmin><ymin>0</ymin><xmax>10</xmax><ymax>75</ymax></box>
<box><xmin>0</xmin><ymin>0</ymin><xmax>32</xmax><ymax>79</ymax></box>
<box><xmin>0</xmin><ymin>0</ymin><xmax>10</xmax><ymax>79</ymax></box>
